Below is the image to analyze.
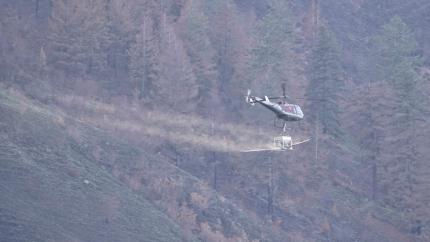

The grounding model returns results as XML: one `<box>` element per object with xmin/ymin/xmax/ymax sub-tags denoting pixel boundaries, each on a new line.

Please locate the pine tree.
<box><xmin>180</xmin><ymin>0</ymin><xmax>217</xmax><ymax>116</ymax></box>
<box><xmin>373</xmin><ymin>16</ymin><xmax>422</xmax><ymax>90</ymax></box>
<box><xmin>129</xmin><ymin>26</ymin><xmax>148</xmax><ymax>99</ymax></box>
<box><xmin>306</xmin><ymin>26</ymin><xmax>344</xmax><ymax>137</ymax></box>
<box><xmin>157</xmin><ymin>26</ymin><xmax>199</xmax><ymax>113</ymax></box>
<box><xmin>249</xmin><ymin>0</ymin><xmax>294</xmax><ymax>94</ymax></box>
<box><xmin>372</xmin><ymin>16</ymin><xmax>427</xmax><ymax>234</ymax></box>
<box><xmin>209</xmin><ymin>1</ymin><xmax>245</xmax><ymax>113</ymax></box>
<box><xmin>47</xmin><ymin>0</ymin><xmax>108</xmax><ymax>85</ymax></box>
<box><xmin>351</xmin><ymin>81</ymin><xmax>394</xmax><ymax>201</ymax></box>
<box><xmin>101</xmin><ymin>0</ymin><xmax>135</xmax><ymax>96</ymax></box>
<box><xmin>129</xmin><ymin>1</ymin><xmax>162</xmax><ymax>101</ymax></box>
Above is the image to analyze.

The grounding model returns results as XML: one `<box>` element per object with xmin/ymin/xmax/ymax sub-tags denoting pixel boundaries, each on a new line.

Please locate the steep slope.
<box><xmin>0</xmin><ymin>87</ymin><xmax>419</xmax><ymax>241</ymax></box>
<box><xmin>47</xmin><ymin>92</ymin><xmax>413</xmax><ymax>241</ymax></box>
<box><xmin>0</xmin><ymin>90</ymin><xmax>188</xmax><ymax>242</ymax></box>
<box><xmin>0</xmin><ymin>89</ymin><xmax>294</xmax><ymax>241</ymax></box>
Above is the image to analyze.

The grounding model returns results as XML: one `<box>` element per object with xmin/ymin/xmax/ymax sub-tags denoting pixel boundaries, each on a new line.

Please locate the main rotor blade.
<box><xmin>282</xmin><ymin>83</ymin><xmax>286</xmax><ymax>97</ymax></box>
<box><xmin>240</xmin><ymin>147</ymin><xmax>284</xmax><ymax>153</ymax></box>
<box><xmin>267</xmin><ymin>96</ymin><xmax>283</xmax><ymax>100</ymax></box>
<box><xmin>277</xmin><ymin>96</ymin><xmax>326</xmax><ymax>101</ymax></box>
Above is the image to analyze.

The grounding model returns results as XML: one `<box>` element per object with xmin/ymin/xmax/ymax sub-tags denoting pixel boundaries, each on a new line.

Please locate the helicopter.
<box><xmin>243</xmin><ymin>84</ymin><xmax>310</xmax><ymax>152</ymax></box>
<box><xmin>245</xmin><ymin>83</ymin><xmax>304</xmax><ymax>133</ymax></box>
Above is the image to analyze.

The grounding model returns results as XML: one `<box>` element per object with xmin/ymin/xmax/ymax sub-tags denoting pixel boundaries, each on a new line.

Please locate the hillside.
<box><xmin>0</xmin><ymin>89</ymin><xmax>190</xmax><ymax>242</ymax></box>
<box><xmin>0</xmin><ymin>88</ymin><xmax>417</xmax><ymax>241</ymax></box>
<box><xmin>0</xmin><ymin>89</ymin><xmax>295</xmax><ymax>241</ymax></box>
<box><xmin>1</xmin><ymin>0</ymin><xmax>429</xmax><ymax>241</ymax></box>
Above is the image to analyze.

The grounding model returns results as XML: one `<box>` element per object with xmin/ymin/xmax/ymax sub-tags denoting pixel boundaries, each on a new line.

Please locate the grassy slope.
<box><xmin>0</xmin><ymin>90</ymin><xmax>187</xmax><ymax>242</ymax></box>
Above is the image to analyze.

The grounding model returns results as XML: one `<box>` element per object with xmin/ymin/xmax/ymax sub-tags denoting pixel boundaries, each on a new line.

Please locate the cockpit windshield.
<box><xmin>295</xmin><ymin>105</ymin><xmax>303</xmax><ymax>117</ymax></box>
<box><xmin>281</xmin><ymin>104</ymin><xmax>303</xmax><ymax>117</ymax></box>
<box><xmin>282</xmin><ymin>104</ymin><xmax>297</xmax><ymax>114</ymax></box>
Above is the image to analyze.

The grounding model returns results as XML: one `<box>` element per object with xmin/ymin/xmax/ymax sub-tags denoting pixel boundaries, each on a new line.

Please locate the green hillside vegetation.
<box><xmin>0</xmin><ymin>89</ymin><xmax>188</xmax><ymax>242</ymax></box>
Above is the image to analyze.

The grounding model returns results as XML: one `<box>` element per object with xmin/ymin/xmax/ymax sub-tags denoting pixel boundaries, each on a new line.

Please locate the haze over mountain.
<box><xmin>1</xmin><ymin>0</ymin><xmax>429</xmax><ymax>241</ymax></box>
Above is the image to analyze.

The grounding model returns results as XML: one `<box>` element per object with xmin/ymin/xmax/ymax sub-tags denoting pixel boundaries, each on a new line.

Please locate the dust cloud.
<box><xmin>56</xmin><ymin>95</ymin><xmax>272</xmax><ymax>152</ymax></box>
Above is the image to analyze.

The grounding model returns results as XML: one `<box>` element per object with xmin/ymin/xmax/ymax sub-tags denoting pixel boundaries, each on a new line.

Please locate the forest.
<box><xmin>0</xmin><ymin>0</ymin><xmax>429</xmax><ymax>241</ymax></box>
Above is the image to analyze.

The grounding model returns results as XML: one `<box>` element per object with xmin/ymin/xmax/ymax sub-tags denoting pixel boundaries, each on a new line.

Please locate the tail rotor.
<box><xmin>245</xmin><ymin>89</ymin><xmax>255</xmax><ymax>105</ymax></box>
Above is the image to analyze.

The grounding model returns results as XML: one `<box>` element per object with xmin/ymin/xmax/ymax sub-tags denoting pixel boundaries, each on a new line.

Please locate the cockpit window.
<box><xmin>295</xmin><ymin>105</ymin><xmax>303</xmax><ymax>117</ymax></box>
<box><xmin>282</xmin><ymin>104</ymin><xmax>297</xmax><ymax>114</ymax></box>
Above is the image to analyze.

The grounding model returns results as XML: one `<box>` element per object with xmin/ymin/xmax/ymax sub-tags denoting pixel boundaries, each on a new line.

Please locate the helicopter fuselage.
<box><xmin>253</xmin><ymin>96</ymin><xmax>304</xmax><ymax>122</ymax></box>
